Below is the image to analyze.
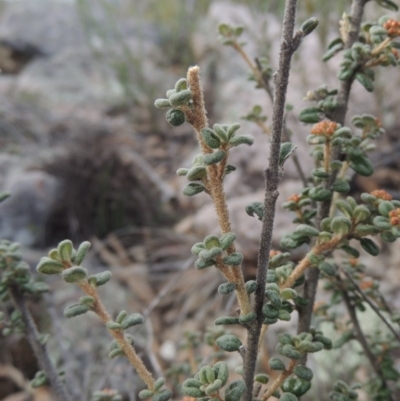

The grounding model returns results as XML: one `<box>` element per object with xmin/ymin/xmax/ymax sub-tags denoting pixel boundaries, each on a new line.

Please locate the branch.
<box><xmin>341</xmin><ymin>269</ymin><xmax>400</xmax><ymax>343</ymax></box>
<box><xmin>298</xmin><ymin>0</ymin><xmax>369</xmax><ymax>343</ymax></box>
<box><xmin>78</xmin><ymin>281</ymin><xmax>156</xmax><ymax>390</ymax></box>
<box><xmin>243</xmin><ymin>1</ymin><xmax>299</xmax><ymax>400</ymax></box>
<box><xmin>339</xmin><ymin>277</ymin><xmax>394</xmax><ymax>401</ymax></box>
<box><xmin>186</xmin><ymin>66</ymin><xmax>252</xmax><ymax>316</ymax></box>
<box><xmin>9</xmin><ymin>287</ymin><xmax>73</xmax><ymax>401</ymax></box>
<box><xmin>262</xmin><ymin>359</ymin><xmax>297</xmax><ymax>401</ymax></box>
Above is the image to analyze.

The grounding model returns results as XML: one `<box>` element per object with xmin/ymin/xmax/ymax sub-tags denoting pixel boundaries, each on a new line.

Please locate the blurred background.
<box><xmin>0</xmin><ymin>0</ymin><xmax>400</xmax><ymax>400</ymax></box>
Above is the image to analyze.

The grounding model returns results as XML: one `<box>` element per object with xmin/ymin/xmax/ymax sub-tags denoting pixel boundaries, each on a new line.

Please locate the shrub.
<box><xmin>1</xmin><ymin>1</ymin><xmax>400</xmax><ymax>400</ymax></box>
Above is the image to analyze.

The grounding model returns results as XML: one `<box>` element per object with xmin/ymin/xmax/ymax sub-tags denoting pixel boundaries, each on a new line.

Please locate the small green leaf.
<box><xmin>37</xmin><ymin>257</ymin><xmax>64</xmax><ymax>275</ymax></box>
<box><xmin>199</xmin><ymin>247</ymin><xmax>223</xmax><ymax>260</ymax></box>
<box><xmin>353</xmin><ymin>205</ymin><xmax>371</xmax><ymax>223</ymax></box>
<box><xmin>355</xmin><ymin>73</ymin><xmax>374</xmax><ymax>92</ymax></box>
<box><xmin>216</xmin><ymin>334</ymin><xmax>242</xmax><ymax>352</ymax></box>
<box><xmin>154</xmin><ymin>99</ymin><xmax>171</xmax><ymax>109</ymax></box>
<box><xmin>239</xmin><ymin>311</ymin><xmax>256</xmax><ymax>324</ymax></box>
<box><xmin>64</xmin><ymin>303</ymin><xmax>90</xmax><ymax>318</ymax></box>
<box><xmin>202</xmin><ymin>128</ymin><xmax>222</xmax><ymax>148</ymax></box>
<box><xmin>218</xmin><ymin>23</ymin><xmax>233</xmax><ymax>37</ymax></box>
<box><xmin>183</xmin><ymin>183</ymin><xmax>206</xmax><ymax>196</ymax></box>
<box><xmin>229</xmin><ymin>135</ymin><xmax>254</xmax><ymax>147</ymax></box>
<box><xmin>139</xmin><ymin>389</ymin><xmax>154</xmax><ymax>399</ymax></box>
<box><xmin>227</xmin><ymin>123</ymin><xmax>241</xmax><ymax>140</ymax></box>
<box><xmin>204</xmin><ymin>235</ymin><xmax>221</xmax><ymax>249</ymax></box>
<box><xmin>58</xmin><ymin>240</ymin><xmax>73</xmax><ymax>263</ymax></box>
<box><xmin>214</xmin><ymin>361</ymin><xmax>229</xmax><ymax>385</ymax></box>
<box><xmin>62</xmin><ymin>266</ymin><xmax>87</xmax><ymax>283</ymax></box>
<box><xmin>222</xmin><ymin>252</ymin><xmax>243</xmax><ymax>266</ymax></box>
<box><xmin>175</xmin><ymin>78</ymin><xmax>188</xmax><ymax>92</ymax></box>
<box><xmin>318</xmin><ymin>261</ymin><xmax>336</xmax><ymax>277</ymax></box>
<box><xmin>166</xmin><ymin>109</ymin><xmax>185</xmax><ymax>127</ymax></box>
<box><xmin>280</xmin><ymin>393</ymin><xmax>299</xmax><ymax>401</ymax></box>
<box><xmin>278</xmin><ymin>309</ymin><xmax>291</xmax><ymax>321</ymax></box>
<box><xmin>279</xmin><ymin>142</ymin><xmax>297</xmax><ymax>168</ymax></box>
<box><xmin>0</xmin><ymin>192</ymin><xmax>10</xmax><ymax>203</ymax></box>
<box><xmin>75</xmin><ymin>241</ymin><xmax>91</xmax><ymax>265</ymax></box>
<box><xmin>224</xmin><ymin>380</ymin><xmax>246</xmax><ymax>401</ymax></box>
<box><xmin>294</xmin><ymin>365</ymin><xmax>313</xmax><ymax>381</ymax></box>
<box><xmin>281</xmin><ymin>344</ymin><xmax>301</xmax><ymax>360</ymax></box>
<box><xmin>331</xmin><ymin>216</ymin><xmax>352</xmax><ymax>236</ymax></box>
<box><xmin>254</xmin><ymin>374</ymin><xmax>269</xmax><ymax>384</ymax></box>
<box><xmin>121</xmin><ymin>313</ymin><xmax>144</xmax><ymax>329</ymax></box>
<box><xmin>262</xmin><ymin>304</ymin><xmax>279</xmax><ymax>319</ymax></box>
<box><xmin>376</xmin><ymin>0</ymin><xmax>398</xmax><ymax>11</ymax></box>
<box><xmin>107</xmin><ymin>321</ymin><xmax>122</xmax><ymax>330</ymax></box>
<box><xmin>215</xmin><ymin>316</ymin><xmax>240</xmax><ymax>325</ymax></box>
<box><xmin>281</xmin><ymin>288</ymin><xmax>297</xmax><ymax>300</ymax></box>
<box><xmin>299</xmin><ymin>112</ymin><xmax>321</xmax><ymax>124</ymax></box>
<box><xmin>360</xmin><ymin>237</ymin><xmax>380</xmax><ymax>256</ymax></box>
<box><xmin>109</xmin><ymin>348</ymin><xmax>124</xmax><ymax>359</ymax></box>
<box><xmin>187</xmin><ymin>165</ymin><xmax>207</xmax><ymax>181</ymax></box>
<box><xmin>378</xmin><ymin>201</ymin><xmax>394</xmax><ymax>217</ymax></box>
<box><xmin>195</xmin><ymin>259</ymin><xmax>215</xmax><ymax>270</ymax></box>
<box><xmin>218</xmin><ymin>282</ymin><xmax>236</xmax><ymax>295</ymax></box>
<box><xmin>301</xmin><ymin>17</ymin><xmax>319</xmax><ymax>36</ymax></box>
<box><xmin>245</xmin><ymin>202</ymin><xmax>264</xmax><ymax>220</ymax></box>
<box><xmin>177</xmin><ymin>168</ymin><xmax>189</xmax><ymax>176</ymax></box>
<box><xmin>245</xmin><ymin>280</ymin><xmax>257</xmax><ymax>294</ymax></box>
<box><xmin>349</xmin><ymin>154</ymin><xmax>374</xmax><ymax>177</ymax></box>
<box><xmin>169</xmin><ymin>89</ymin><xmax>192</xmax><ymax>107</ymax></box>
<box><xmin>373</xmin><ymin>216</ymin><xmax>392</xmax><ymax>230</ymax></box>
<box><xmin>293</xmin><ymin>224</ymin><xmax>319</xmax><ymax>237</ymax></box>
<box><xmin>269</xmin><ymin>357</ymin><xmax>286</xmax><ymax>371</ymax></box>
<box><xmin>153</xmin><ymin>389</ymin><xmax>172</xmax><ymax>401</ymax></box>
<box><xmin>335</xmin><ymin>200</ymin><xmax>353</xmax><ymax>218</ymax></box>
<box><xmin>220</xmin><ymin>232</ymin><xmax>236</xmax><ymax>250</ymax></box>
<box><xmin>182</xmin><ymin>379</ymin><xmax>205</xmax><ymax>397</ymax></box>
<box><xmin>88</xmin><ymin>271</ymin><xmax>112</xmax><ymax>287</ymax></box>
<box><xmin>331</xmin><ymin>180</ymin><xmax>350</xmax><ymax>194</ymax></box>
<box><xmin>203</xmin><ymin>150</ymin><xmax>226</xmax><ymax>165</ymax></box>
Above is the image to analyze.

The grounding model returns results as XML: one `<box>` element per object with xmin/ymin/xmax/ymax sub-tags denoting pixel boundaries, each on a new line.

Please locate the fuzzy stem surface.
<box><xmin>186</xmin><ymin>66</ymin><xmax>251</xmax><ymax>316</ymax></box>
<box><xmin>262</xmin><ymin>359</ymin><xmax>297</xmax><ymax>401</ymax></box>
<box><xmin>78</xmin><ymin>282</ymin><xmax>156</xmax><ymax>390</ymax></box>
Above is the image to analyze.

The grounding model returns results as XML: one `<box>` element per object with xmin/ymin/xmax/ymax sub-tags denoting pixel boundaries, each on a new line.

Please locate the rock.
<box><xmin>0</xmin><ymin>170</ymin><xmax>62</xmax><ymax>246</ymax></box>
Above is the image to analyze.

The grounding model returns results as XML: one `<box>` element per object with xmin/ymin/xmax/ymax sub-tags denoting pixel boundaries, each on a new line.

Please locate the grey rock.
<box><xmin>0</xmin><ymin>170</ymin><xmax>62</xmax><ymax>246</ymax></box>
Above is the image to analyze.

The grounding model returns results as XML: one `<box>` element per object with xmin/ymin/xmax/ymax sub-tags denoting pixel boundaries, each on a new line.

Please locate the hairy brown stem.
<box><xmin>262</xmin><ymin>359</ymin><xmax>298</xmax><ymax>400</ymax></box>
<box><xmin>78</xmin><ymin>282</ymin><xmax>156</xmax><ymax>390</ymax></box>
<box><xmin>242</xmin><ymin>2</ymin><xmax>299</xmax><ymax>400</ymax></box>
<box><xmin>9</xmin><ymin>287</ymin><xmax>73</xmax><ymax>401</ymax></box>
<box><xmin>186</xmin><ymin>66</ymin><xmax>252</xmax><ymax>316</ymax></box>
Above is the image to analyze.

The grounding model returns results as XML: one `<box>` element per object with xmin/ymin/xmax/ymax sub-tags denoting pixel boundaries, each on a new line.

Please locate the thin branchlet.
<box><xmin>9</xmin><ymin>287</ymin><xmax>73</xmax><ymax>401</ymax></box>
<box><xmin>339</xmin><ymin>277</ymin><xmax>395</xmax><ymax>401</ymax></box>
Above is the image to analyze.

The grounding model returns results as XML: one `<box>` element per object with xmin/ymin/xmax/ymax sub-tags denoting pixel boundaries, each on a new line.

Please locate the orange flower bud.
<box><xmin>287</xmin><ymin>194</ymin><xmax>301</xmax><ymax>203</ymax></box>
<box><xmin>311</xmin><ymin>120</ymin><xmax>338</xmax><ymax>137</ymax></box>
<box><xmin>371</xmin><ymin>189</ymin><xmax>393</xmax><ymax>201</ymax></box>
<box><xmin>389</xmin><ymin>208</ymin><xmax>400</xmax><ymax>227</ymax></box>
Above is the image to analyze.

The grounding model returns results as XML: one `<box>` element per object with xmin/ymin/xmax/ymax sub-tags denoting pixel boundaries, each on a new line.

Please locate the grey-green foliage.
<box><xmin>0</xmin><ymin>240</ymin><xmax>49</xmax><ymax>303</ymax></box>
<box><xmin>181</xmin><ymin>362</ymin><xmax>230</xmax><ymax>399</ymax></box>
